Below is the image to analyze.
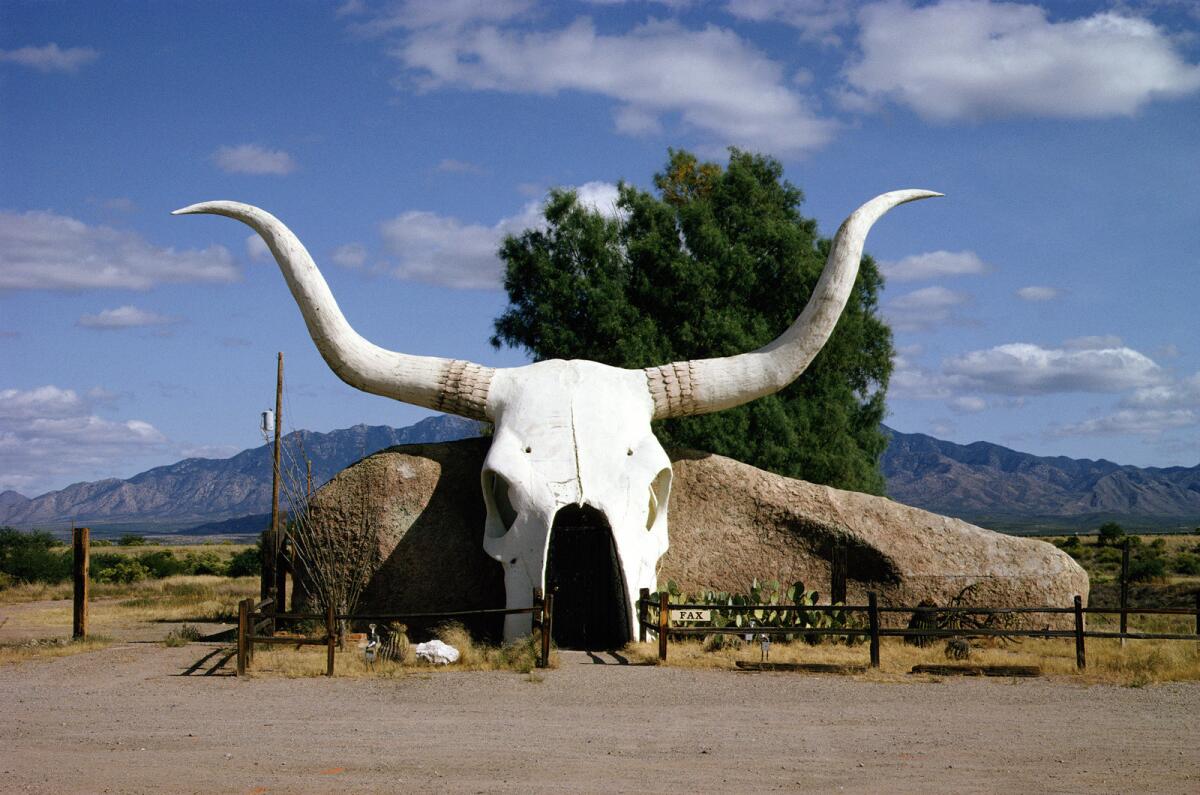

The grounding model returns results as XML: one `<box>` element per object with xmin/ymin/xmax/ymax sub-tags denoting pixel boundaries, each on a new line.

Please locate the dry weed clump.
<box><xmin>249</xmin><ymin>622</ymin><xmax>555</xmax><ymax>678</ymax></box>
<box><xmin>621</xmin><ymin>635</ymin><xmax>1200</xmax><ymax>686</ymax></box>
<box><xmin>0</xmin><ymin>636</ymin><xmax>113</xmax><ymax>666</ymax></box>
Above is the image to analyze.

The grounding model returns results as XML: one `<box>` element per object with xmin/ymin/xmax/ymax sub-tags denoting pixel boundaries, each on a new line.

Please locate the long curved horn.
<box><xmin>644</xmin><ymin>190</ymin><xmax>941</xmax><ymax>419</ymax></box>
<box><xmin>172</xmin><ymin>201</ymin><xmax>494</xmax><ymax>421</ymax></box>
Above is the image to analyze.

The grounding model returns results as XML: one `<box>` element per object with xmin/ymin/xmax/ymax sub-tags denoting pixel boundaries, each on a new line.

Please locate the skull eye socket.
<box><xmin>646</xmin><ymin>468</ymin><xmax>671</xmax><ymax>531</ymax></box>
<box><xmin>483</xmin><ymin>470</ymin><xmax>518</xmax><ymax>537</ymax></box>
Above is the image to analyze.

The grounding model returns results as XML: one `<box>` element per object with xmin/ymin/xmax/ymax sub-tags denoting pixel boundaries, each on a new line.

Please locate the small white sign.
<box><xmin>670</xmin><ymin>609</ymin><xmax>711</xmax><ymax>623</ymax></box>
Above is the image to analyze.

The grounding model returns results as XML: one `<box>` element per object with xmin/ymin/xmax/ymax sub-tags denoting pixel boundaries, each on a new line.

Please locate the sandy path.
<box><xmin>0</xmin><ymin>645</ymin><xmax>1196</xmax><ymax>794</ymax></box>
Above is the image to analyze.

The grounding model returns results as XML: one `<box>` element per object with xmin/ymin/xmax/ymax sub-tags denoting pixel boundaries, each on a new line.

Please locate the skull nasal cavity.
<box><xmin>484</xmin><ymin>470</ymin><xmax>518</xmax><ymax>534</ymax></box>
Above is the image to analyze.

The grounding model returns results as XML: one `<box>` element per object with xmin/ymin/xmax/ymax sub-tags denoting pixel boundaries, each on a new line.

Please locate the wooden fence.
<box><xmin>637</xmin><ymin>590</ymin><xmax>1200</xmax><ymax>669</ymax></box>
<box><xmin>235</xmin><ymin>589</ymin><xmax>554</xmax><ymax>677</ymax></box>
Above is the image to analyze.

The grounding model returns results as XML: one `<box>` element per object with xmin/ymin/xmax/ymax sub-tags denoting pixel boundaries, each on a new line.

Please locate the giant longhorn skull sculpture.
<box><xmin>175</xmin><ymin>189</ymin><xmax>938</xmax><ymax>641</ymax></box>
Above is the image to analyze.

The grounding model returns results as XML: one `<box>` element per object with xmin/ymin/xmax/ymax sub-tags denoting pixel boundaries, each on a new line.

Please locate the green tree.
<box><xmin>1097</xmin><ymin>521</ymin><xmax>1126</xmax><ymax>547</ymax></box>
<box><xmin>492</xmin><ymin>149</ymin><xmax>895</xmax><ymax>493</ymax></box>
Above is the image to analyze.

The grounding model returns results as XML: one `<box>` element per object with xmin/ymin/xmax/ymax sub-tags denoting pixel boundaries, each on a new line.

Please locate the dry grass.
<box><xmin>622</xmin><ymin>635</ymin><xmax>1200</xmax><ymax>686</ymax></box>
<box><xmin>0</xmin><ymin>635</ymin><xmax>114</xmax><ymax>666</ymax></box>
<box><xmin>0</xmin><ymin>576</ymin><xmax>258</xmax><ymax>640</ymax></box>
<box><xmin>248</xmin><ymin>623</ymin><xmax>557</xmax><ymax>678</ymax></box>
<box><xmin>94</xmin><ymin>542</ymin><xmax>254</xmax><ymax>559</ymax></box>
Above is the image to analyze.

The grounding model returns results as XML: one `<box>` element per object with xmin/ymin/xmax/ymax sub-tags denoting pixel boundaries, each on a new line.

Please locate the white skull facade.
<box><xmin>175</xmin><ymin>189</ymin><xmax>939</xmax><ymax>643</ymax></box>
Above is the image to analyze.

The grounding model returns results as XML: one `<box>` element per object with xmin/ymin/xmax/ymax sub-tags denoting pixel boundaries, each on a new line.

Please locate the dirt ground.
<box><xmin>1</xmin><ymin>642</ymin><xmax>1197</xmax><ymax>794</ymax></box>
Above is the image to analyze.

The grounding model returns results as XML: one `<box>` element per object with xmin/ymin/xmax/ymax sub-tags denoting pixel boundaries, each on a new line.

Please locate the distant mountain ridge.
<box><xmin>0</xmin><ymin>415</ymin><xmax>483</xmax><ymax>531</ymax></box>
<box><xmin>880</xmin><ymin>427</ymin><xmax>1200</xmax><ymax>531</ymax></box>
<box><xmin>2</xmin><ymin>418</ymin><xmax>1198</xmax><ymax>534</ymax></box>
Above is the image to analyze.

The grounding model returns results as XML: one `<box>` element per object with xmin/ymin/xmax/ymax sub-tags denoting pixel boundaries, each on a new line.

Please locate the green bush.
<box><xmin>226</xmin><ymin>546</ymin><xmax>260</xmax><ymax>578</ymax></box>
<box><xmin>117</xmin><ymin>533</ymin><xmax>148</xmax><ymax>546</ymax></box>
<box><xmin>137</xmin><ymin>550</ymin><xmax>188</xmax><ymax>578</ymax></box>
<box><xmin>1171</xmin><ymin>552</ymin><xmax>1200</xmax><ymax>575</ymax></box>
<box><xmin>1128</xmin><ymin>553</ymin><xmax>1167</xmax><ymax>583</ymax></box>
<box><xmin>1097</xmin><ymin>522</ymin><xmax>1126</xmax><ymax>547</ymax></box>
<box><xmin>93</xmin><ymin>558</ymin><xmax>151</xmax><ymax>584</ymax></box>
<box><xmin>182</xmin><ymin>550</ymin><xmax>225</xmax><ymax>576</ymax></box>
<box><xmin>1095</xmin><ymin>547</ymin><xmax>1122</xmax><ymax>566</ymax></box>
<box><xmin>0</xmin><ymin>528</ymin><xmax>71</xmax><ymax>583</ymax></box>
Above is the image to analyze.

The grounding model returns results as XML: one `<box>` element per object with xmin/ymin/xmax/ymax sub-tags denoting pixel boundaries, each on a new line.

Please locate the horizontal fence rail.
<box><xmin>235</xmin><ymin>589</ymin><xmax>554</xmax><ymax>677</ymax></box>
<box><xmin>637</xmin><ymin>590</ymin><xmax>1200</xmax><ymax>669</ymax></box>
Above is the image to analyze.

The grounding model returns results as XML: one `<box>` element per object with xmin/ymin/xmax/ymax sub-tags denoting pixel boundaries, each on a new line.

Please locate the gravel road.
<box><xmin>1</xmin><ymin>644</ymin><xmax>1196</xmax><ymax>793</ymax></box>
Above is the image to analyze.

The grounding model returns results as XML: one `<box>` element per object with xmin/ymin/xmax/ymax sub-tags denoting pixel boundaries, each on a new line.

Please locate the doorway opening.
<box><xmin>545</xmin><ymin>504</ymin><xmax>631</xmax><ymax>650</ymax></box>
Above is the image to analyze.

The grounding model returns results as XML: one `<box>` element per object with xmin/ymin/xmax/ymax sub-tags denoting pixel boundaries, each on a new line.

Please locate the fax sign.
<box><xmin>670</xmin><ymin>609</ymin><xmax>711</xmax><ymax>622</ymax></box>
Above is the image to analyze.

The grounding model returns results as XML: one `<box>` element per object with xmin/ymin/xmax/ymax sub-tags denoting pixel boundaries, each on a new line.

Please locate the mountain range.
<box><xmin>2</xmin><ymin>418</ymin><xmax>1197</xmax><ymax>535</ymax></box>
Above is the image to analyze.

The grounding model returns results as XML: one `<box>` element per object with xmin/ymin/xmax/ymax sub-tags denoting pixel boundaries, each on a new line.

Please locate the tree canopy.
<box><xmin>491</xmin><ymin>149</ymin><xmax>895</xmax><ymax>494</ymax></box>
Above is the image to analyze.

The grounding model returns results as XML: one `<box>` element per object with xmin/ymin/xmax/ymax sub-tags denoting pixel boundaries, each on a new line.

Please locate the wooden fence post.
<box><xmin>831</xmin><ymin>545</ymin><xmax>847</xmax><ymax>606</ymax></box>
<box><xmin>260</xmin><ymin>528</ymin><xmax>275</xmax><ymax>603</ymax></box>
<box><xmin>72</xmin><ymin>527</ymin><xmax>89</xmax><ymax>640</ymax></box>
<box><xmin>638</xmin><ymin>588</ymin><xmax>649</xmax><ymax>643</ymax></box>
<box><xmin>1074</xmin><ymin>594</ymin><xmax>1086</xmax><ymax>670</ymax></box>
<box><xmin>541</xmin><ymin>592</ymin><xmax>554</xmax><ymax>669</ymax></box>
<box><xmin>1119</xmin><ymin>539</ymin><xmax>1130</xmax><ymax>646</ymax></box>
<box><xmin>325</xmin><ymin>602</ymin><xmax>336</xmax><ymax>677</ymax></box>
<box><xmin>658</xmin><ymin>592</ymin><xmax>669</xmax><ymax>662</ymax></box>
<box><xmin>867</xmin><ymin>591</ymin><xmax>880</xmax><ymax>668</ymax></box>
<box><xmin>236</xmin><ymin>598</ymin><xmax>249</xmax><ymax>676</ymax></box>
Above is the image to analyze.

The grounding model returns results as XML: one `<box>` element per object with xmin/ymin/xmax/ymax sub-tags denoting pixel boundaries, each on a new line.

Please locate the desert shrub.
<box><xmin>226</xmin><ymin>546</ymin><xmax>260</xmax><ymax>578</ymax></box>
<box><xmin>164</xmin><ymin>623</ymin><xmax>203</xmax><ymax>646</ymax></box>
<box><xmin>93</xmin><ymin>557</ymin><xmax>151</xmax><ymax>584</ymax></box>
<box><xmin>1171</xmin><ymin>552</ymin><xmax>1200</xmax><ymax>575</ymax></box>
<box><xmin>117</xmin><ymin>533</ymin><xmax>147</xmax><ymax>546</ymax></box>
<box><xmin>1097</xmin><ymin>522</ymin><xmax>1126</xmax><ymax>546</ymax></box>
<box><xmin>136</xmin><ymin>550</ymin><xmax>187</xmax><ymax>578</ymax></box>
<box><xmin>0</xmin><ymin>529</ymin><xmax>71</xmax><ymax>584</ymax></box>
<box><xmin>1095</xmin><ymin>547</ymin><xmax>1122</xmax><ymax>566</ymax></box>
<box><xmin>182</xmin><ymin>550</ymin><xmax>225</xmax><ymax>576</ymax></box>
<box><xmin>0</xmin><ymin>571</ymin><xmax>13</xmax><ymax>590</ymax></box>
<box><xmin>1128</xmin><ymin>552</ymin><xmax>1167</xmax><ymax>583</ymax></box>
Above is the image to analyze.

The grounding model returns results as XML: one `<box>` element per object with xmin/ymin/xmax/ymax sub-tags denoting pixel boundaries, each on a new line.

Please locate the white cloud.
<box><xmin>335</xmin><ymin>0</ymin><xmax>368</xmax><ymax>17</ymax></box>
<box><xmin>1016</xmin><ymin>285</ymin><xmax>1059</xmax><ymax>301</ymax></box>
<box><xmin>948</xmin><ymin>395</ymin><xmax>987</xmax><ymax>413</ymax></box>
<box><xmin>0</xmin><ymin>43</ymin><xmax>99</xmax><ymax>73</ymax></box>
<box><xmin>351</xmin><ymin>0</ymin><xmax>533</xmax><ymax>36</ymax></box>
<box><xmin>212</xmin><ymin>144</ymin><xmax>298</xmax><ymax>176</ymax></box>
<box><xmin>0</xmin><ymin>386</ymin><xmax>168</xmax><ymax>495</ymax></box>
<box><xmin>396</xmin><ymin>17</ymin><xmax>837</xmax><ymax>156</ymax></box>
<box><xmin>1063</xmin><ymin>334</ymin><xmax>1122</xmax><ymax>350</ymax></box>
<box><xmin>943</xmin><ymin>343</ymin><xmax>1165</xmax><ymax>395</ymax></box>
<box><xmin>1055</xmin><ymin>408</ymin><xmax>1197</xmax><ymax>437</ymax></box>
<box><xmin>246</xmin><ymin>234</ymin><xmax>271</xmax><ymax>262</ymax></box>
<box><xmin>0</xmin><ymin>210</ymin><xmax>237</xmax><ymax>290</ymax></box>
<box><xmin>844</xmin><ymin>1</ymin><xmax>1200</xmax><ymax>121</ymax></box>
<box><xmin>1121</xmin><ymin>372</ymin><xmax>1200</xmax><ymax>410</ymax></box>
<box><xmin>381</xmin><ymin>181</ymin><xmax>622</xmax><ymax>289</ymax></box>
<box><xmin>884</xmin><ymin>285</ymin><xmax>971</xmax><ymax>331</ymax></box>
<box><xmin>331</xmin><ymin>243</ymin><xmax>368</xmax><ymax>268</ymax></box>
<box><xmin>890</xmin><ymin>350</ymin><xmax>954</xmax><ymax>399</ymax></box>
<box><xmin>77</xmin><ymin>305</ymin><xmax>178</xmax><ymax>330</ymax></box>
<box><xmin>881</xmin><ymin>249</ymin><xmax>988</xmax><ymax>282</ymax></box>
<box><xmin>725</xmin><ymin>0</ymin><xmax>853</xmax><ymax>44</ymax></box>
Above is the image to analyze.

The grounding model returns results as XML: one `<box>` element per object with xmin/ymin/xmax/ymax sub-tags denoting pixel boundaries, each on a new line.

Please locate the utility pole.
<box><xmin>271</xmin><ymin>352</ymin><xmax>285</xmax><ymax>612</ymax></box>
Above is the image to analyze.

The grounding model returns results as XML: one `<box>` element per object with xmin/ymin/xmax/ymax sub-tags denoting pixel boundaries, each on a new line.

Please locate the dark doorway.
<box><xmin>545</xmin><ymin>504</ymin><xmax>631</xmax><ymax>650</ymax></box>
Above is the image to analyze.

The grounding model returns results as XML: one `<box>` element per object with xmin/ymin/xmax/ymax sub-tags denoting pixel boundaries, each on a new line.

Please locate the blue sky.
<box><xmin>2</xmin><ymin>0</ymin><xmax>1199</xmax><ymax>496</ymax></box>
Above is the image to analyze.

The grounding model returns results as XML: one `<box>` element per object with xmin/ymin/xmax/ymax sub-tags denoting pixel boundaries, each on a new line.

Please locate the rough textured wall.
<box><xmin>308</xmin><ymin>440</ymin><xmax>1087</xmax><ymax>632</ymax></box>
